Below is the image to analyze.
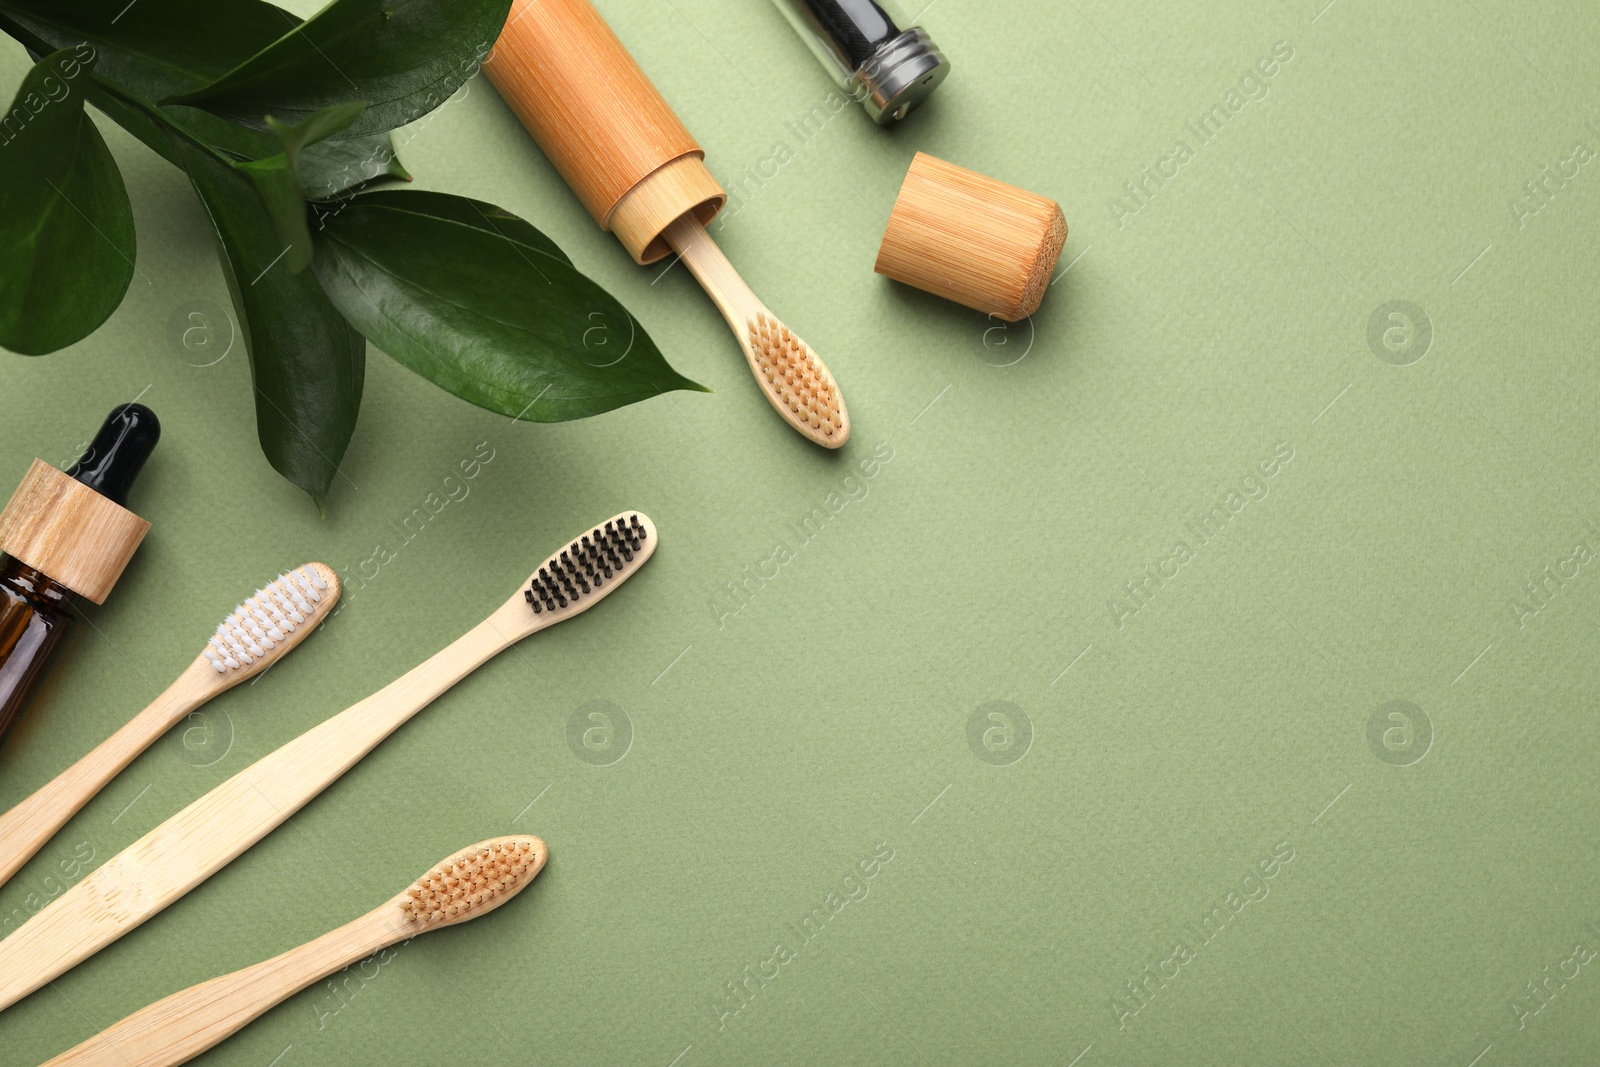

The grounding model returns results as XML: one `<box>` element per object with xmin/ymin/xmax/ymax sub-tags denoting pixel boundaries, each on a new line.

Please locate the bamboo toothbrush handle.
<box><xmin>0</xmin><ymin>663</ymin><xmax>212</xmax><ymax>889</ymax></box>
<box><xmin>0</xmin><ymin>601</ymin><xmax>530</xmax><ymax>1012</ymax></box>
<box><xmin>42</xmin><ymin>910</ymin><xmax>395</xmax><ymax>1067</ymax></box>
<box><xmin>663</xmin><ymin>212</ymin><xmax>764</xmax><ymax>332</ymax></box>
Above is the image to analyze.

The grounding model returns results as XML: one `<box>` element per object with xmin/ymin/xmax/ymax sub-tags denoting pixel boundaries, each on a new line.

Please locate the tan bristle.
<box><xmin>748</xmin><ymin>314</ymin><xmax>843</xmax><ymax>438</ymax></box>
<box><xmin>399</xmin><ymin>837</ymin><xmax>546</xmax><ymax>927</ymax></box>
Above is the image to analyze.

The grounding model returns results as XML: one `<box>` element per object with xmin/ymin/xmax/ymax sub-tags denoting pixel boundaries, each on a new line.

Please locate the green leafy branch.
<box><xmin>0</xmin><ymin>0</ymin><xmax>707</xmax><ymax>512</ymax></box>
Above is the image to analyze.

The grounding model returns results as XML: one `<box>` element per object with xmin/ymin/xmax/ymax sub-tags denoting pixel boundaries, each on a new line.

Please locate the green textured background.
<box><xmin>3</xmin><ymin>1</ymin><xmax>1599</xmax><ymax>1064</ymax></box>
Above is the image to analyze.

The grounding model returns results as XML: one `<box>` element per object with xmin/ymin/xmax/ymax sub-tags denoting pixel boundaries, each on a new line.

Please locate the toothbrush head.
<box><xmin>401</xmin><ymin>836</ymin><xmax>548</xmax><ymax>929</ymax></box>
<box><xmin>746</xmin><ymin>314</ymin><xmax>850</xmax><ymax>448</ymax></box>
<box><xmin>523</xmin><ymin>511</ymin><xmax>657</xmax><ymax>619</ymax></box>
<box><xmin>199</xmin><ymin>563</ymin><xmax>340</xmax><ymax>682</ymax></box>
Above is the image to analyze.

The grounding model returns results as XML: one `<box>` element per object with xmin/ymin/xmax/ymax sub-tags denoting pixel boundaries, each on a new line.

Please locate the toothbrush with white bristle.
<box><xmin>0</xmin><ymin>563</ymin><xmax>340</xmax><ymax>890</ymax></box>
<box><xmin>0</xmin><ymin>513</ymin><xmax>655</xmax><ymax>1012</ymax></box>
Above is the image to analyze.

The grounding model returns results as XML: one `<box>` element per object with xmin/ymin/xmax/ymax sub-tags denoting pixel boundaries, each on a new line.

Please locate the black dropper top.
<box><xmin>65</xmin><ymin>403</ymin><xmax>160</xmax><ymax>507</ymax></box>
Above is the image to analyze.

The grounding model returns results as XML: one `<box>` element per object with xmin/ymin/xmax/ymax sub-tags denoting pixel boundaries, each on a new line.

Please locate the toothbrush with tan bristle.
<box><xmin>0</xmin><ymin>512</ymin><xmax>654</xmax><ymax>1011</ymax></box>
<box><xmin>41</xmin><ymin>836</ymin><xmax>548</xmax><ymax>1067</ymax></box>
<box><xmin>662</xmin><ymin>214</ymin><xmax>850</xmax><ymax>447</ymax></box>
<box><xmin>0</xmin><ymin>564</ymin><xmax>340</xmax><ymax>890</ymax></box>
<box><xmin>483</xmin><ymin>0</ymin><xmax>851</xmax><ymax>449</ymax></box>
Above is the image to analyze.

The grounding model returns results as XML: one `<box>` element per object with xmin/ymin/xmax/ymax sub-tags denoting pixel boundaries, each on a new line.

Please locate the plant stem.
<box><xmin>84</xmin><ymin>75</ymin><xmax>243</xmax><ymax>171</ymax></box>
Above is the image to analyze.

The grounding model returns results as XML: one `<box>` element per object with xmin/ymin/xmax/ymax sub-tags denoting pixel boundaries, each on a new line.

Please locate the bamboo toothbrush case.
<box><xmin>483</xmin><ymin>0</ymin><xmax>726</xmax><ymax>264</ymax></box>
<box><xmin>875</xmin><ymin>152</ymin><xmax>1067</xmax><ymax>322</ymax></box>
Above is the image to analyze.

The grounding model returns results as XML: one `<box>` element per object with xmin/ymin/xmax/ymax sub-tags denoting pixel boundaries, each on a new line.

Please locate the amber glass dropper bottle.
<box><xmin>0</xmin><ymin>404</ymin><xmax>160</xmax><ymax>750</ymax></box>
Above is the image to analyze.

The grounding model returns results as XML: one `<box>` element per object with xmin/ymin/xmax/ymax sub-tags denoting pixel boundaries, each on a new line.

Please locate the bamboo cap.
<box><xmin>875</xmin><ymin>152</ymin><xmax>1067</xmax><ymax>322</ymax></box>
<box><xmin>0</xmin><ymin>460</ymin><xmax>150</xmax><ymax>604</ymax></box>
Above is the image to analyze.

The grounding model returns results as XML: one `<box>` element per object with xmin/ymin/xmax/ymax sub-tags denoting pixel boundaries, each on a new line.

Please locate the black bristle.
<box><xmin>523</xmin><ymin>516</ymin><xmax>650</xmax><ymax>613</ymax></box>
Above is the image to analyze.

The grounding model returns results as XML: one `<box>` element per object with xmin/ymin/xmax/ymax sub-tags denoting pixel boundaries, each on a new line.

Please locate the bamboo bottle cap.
<box><xmin>0</xmin><ymin>460</ymin><xmax>150</xmax><ymax>604</ymax></box>
<box><xmin>874</xmin><ymin>152</ymin><xmax>1067</xmax><ymax>322</ymax></box>
<box><xmin>484</xmin><ymin>0</ymin><xmax>726</xmax><ymax>264</ymax></box>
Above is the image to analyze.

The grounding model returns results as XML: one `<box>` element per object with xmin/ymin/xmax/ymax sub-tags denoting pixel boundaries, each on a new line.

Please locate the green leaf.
<box><xmin>239</xmin><ymin>101</ymin><xmax>366</xmax><ymax>273</ymax></box>
<box><xmin>167</xmin><ymin>0</ymin><xmax>513</xmax><ymax>138</ymax></box>
<box><xmin>0</xmin><ymin>0</ymin><xmax>303</xmax><ymax>99</ymax></box>
<box><xmin>0</xmin><ymin>47</ymin><xmax>135</xmax><ymax>355</ymax></box>
<box><xmin>297</xmin><ymin>133</ymin><xmax>410</xmax><ymax>201</ymax></box>
<box><xmin>164</xmin><ymin>129</ymin><xmax>365</xmax><ymax>511</ymax></box>
<box><xmin>311</xmin><ymin>190</ymin><xmax>708</xmax><ymax>422</ymax></box>
<box><xmin>333</xmin><ymin>188</ymin><xmax>572</xmax><ymax>266</ymax></box>
<box><xmin>0</xmin><ymin>1</ymin><xmax>408</xmax><ymax>198</ymax></box>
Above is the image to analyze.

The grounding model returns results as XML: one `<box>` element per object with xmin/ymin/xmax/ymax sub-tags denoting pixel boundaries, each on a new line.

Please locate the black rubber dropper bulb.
<box><xmin>64</xmin><ymin>403</ymin><xmax>161</xmax><ymax>506</ymax></box>
<box><xmin>0</xmin><ymin>404</ymin><xmax>161</xmax><ymax>751</ymax></box>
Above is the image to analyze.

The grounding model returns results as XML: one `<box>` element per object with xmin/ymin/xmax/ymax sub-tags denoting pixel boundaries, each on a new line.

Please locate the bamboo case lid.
<box><xmin>875</xmin><ymin>152</ymin><xmax>1067</xmax><ymax>322</ymax></box>
<box><xmin>484</xmin><ymin>0</ymin><xmax>726</xmax><ymax>264</ymax></box>
<box><xmin>0</xmin><ymin>460</ymin><xmax>150</xmax><ymax>604</ymax></box>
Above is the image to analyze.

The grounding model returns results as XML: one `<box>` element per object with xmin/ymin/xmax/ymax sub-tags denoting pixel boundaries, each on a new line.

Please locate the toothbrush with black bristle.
<box><xmin>0</xmin><ymin>563</ymin><xmax>341</xmax><ymax>890</ymax></box>
<box><xmin>0</xmin><ymin>513</ymin><xmax>655</xmax><ymax>1012</ymax></box>
<box><xmin>41</xmin><ymin>836</ymin><xmax>549</xmax><ymax>1067</ymax></box>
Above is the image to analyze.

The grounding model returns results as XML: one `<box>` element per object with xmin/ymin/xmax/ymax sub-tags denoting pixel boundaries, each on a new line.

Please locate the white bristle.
<box><xmin>273</xmin><ymin>592</ymin><xmax>305</xmax><ymax>624</ymax></box>
<box><xmin>292</xmin><ymin>570</ymin><xmax>321</xmax><ymax>603</ymax></box>
<box><xmin>237</xmin><ymin>629</ymin><xmax>264</xmax><ymax>657</ymax></box>
<box><xmin>200</xmin><ymin>566</ymin><xmax>330</xmax><ymax>673</ymax></box>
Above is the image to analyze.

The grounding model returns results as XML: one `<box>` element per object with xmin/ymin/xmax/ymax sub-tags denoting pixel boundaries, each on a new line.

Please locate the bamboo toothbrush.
<box><xmin>42</xmin><ymin>836</ymin><xmax>548</xmax><ymax>1067</ymax></box>
<box><xmin>483</xmin><ymin>0</ymin><xmax>851</xmax><ymax>449</ymax></box>
<box><xmin>0</xmin><ymin>512</ymin><xmax>653</xmax><ymax>1011</ymax></box>
<box><xmin>0</xmin><ymin>564</ymin><xmax>339</xmax><ymax>890</ymax></box>
<box><xmin>661</xmin><ymin>214</ymin><xmax>849</xmax><ymax>448</ymax></box>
